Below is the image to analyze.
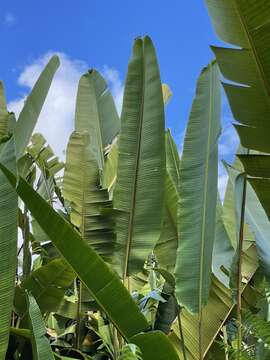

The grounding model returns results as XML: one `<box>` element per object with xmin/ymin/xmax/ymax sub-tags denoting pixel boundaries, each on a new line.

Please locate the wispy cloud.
<box><xmin>219</xmin><ymin>123</ymin><xmax>239</xmax><ymax>158</ymax></box>
<box><xmin>4</xmin><ymin>12</ymin><xmax>16</xmax><ymax>25</ymax></box>
<box><xmin>8</xmin><ymin>52</ymin><xmax>124</xmax><ymax>158</ymax></box>
<box><xmin>102</xmin><ymin>65</ymin><xmax>124</xmax><ymax>115</ymax></box>
<box><xmin>218</xmin><ymin>99</ymin><xmax>240</xmax><ymax>200</ymax></box>
<box><xmin>218</xmin><ymin>163</ymin><xmax>229</xmax><ymax>201</ymax></box>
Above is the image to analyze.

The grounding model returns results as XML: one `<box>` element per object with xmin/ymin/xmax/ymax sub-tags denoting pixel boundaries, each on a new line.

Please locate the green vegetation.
<box><xmin>1</xmin><ymin>1</ymin><xmax>270</xmax><ymax>359</ymax></box>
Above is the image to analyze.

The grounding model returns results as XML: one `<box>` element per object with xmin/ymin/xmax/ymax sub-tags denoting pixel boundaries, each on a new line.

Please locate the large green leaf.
<box><xmin>239</xmin><ymin>154</ymin><xmax>270</xmax><ymax>179</ymax></box>
<box><xmin>131</xmin><ymin>331</ymin><xmax>179</xmax><ymax>360</ymax></box>
<box><xmin>27</xmin><ymin>133</ymin><xmax>64</xmax><ymax>178</ymax></box>
<box><xmin>154</xmin><ymin>174</ymin><xmax>179</xmax><ymax>270</ymax></box>
<box><xmin>63</xmin><ymin>131</ymin><xmax>115</xmax><ymax>261</ymax></box>
<box><xmin>14</xmin><ymin>259</ymin><xmax>75</xmax><ymax>315</ymax></box>
<box><xmin>165</xmin><ymin>129</ymin><xmax>180</xmax><ymax>192</ymax></box>
<box><xmin>0</xmin><ymin>138</ymin><xmax>17</xmax><ymax>359</ymax></box>
<box><xmin>0</xmin><ymin>81</ymin><xmax>9</xmax><ymax>141</ymax></box>
<box><xmin>114</xmin><ymin>36</ymin><xmax>165</xmax><ymax>279</ymax></box>
<box><xmin>246</xmin><ymin>177</ymin><xmax>270</xmax><ymax>223</ymax></box>
<box><xmin>205</xmin><ymin>0</ymin><xmax>270</xmax><ymax>152</ymax></box>
<box><xmin>75</xmin><ymin>69</ymin><xmax>120</xmax><ymax>170</ymax></box>
<box><xmin>0</xmin><ymin>152</ymin><xmax>180</xmax><ymax>359</ymax></box>
<box><xmin>155</xmin><ymin>130</ymin><xmax>180</xmax><ymax>270</ymax></box>
<box><xmin>27</xmin><ymin>293</ymin><xmax>54</xmax><ymax>360</ymax></box>
<box><xmin>222</xmin><ymin>154</ymin><xmax>255</xmax><ymax>250</ymax></box>
<box><xmin>239</xmin><ymin>154</ymin><xmax>270</xmax><ymax>220</ymax></box>
<box><xmin>103</xmin><ymin>138</ymin><xmax>118</xmax><ymax>195</ymax></box>
<box><xmin>226</xmin><ymin>163</ymin><xmax>270</xmax><ymax>282</ymax></box>
<box><xmin>212</xmin><ymin>197</ymin><xmax>234</xmax><ymax>287</ymax></box>
<box><xmin>14</xmin><ymin>55</ymin><xmax>59</xmax><ymax>159</ymax></box>
<box><xmin>175</xmin><ymin>61</ymin><xmax>221</xmax><ymax>313</ymax></box>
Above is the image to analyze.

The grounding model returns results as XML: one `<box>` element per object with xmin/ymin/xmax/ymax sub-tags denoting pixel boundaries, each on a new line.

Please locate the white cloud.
<box><xmin>4</xmin><ymin>12</ymin><xmax>16</xmax><ymax>25</ymax></box>
<box><xmin>218</xmin><ymin>163</ymin><xmax>228</xmax><ymax>201</ymax></box>
<box><xmin>102</xmin><ymin>65</ymin><xmax>124</xmax><ymax>115</ymax></box>
<box><xmin>218</xmin><ymin>122</ymin><xmax>239</xmax><ymax>200</ymax></box>
<box><xmin>8</xmin><ymin>52</ymin><xmax>124</xmax><ymax>159</ymax></box>
<box><xmin>219</xmin><ymin>122</ymin><xmax>239</xmax><ymax>158</ymax></box>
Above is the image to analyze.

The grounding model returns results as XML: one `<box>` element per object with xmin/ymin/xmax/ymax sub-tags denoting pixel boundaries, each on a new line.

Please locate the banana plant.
<box><xmin>1</xmin><ymin>10</ymin><xmax>269</xmax><ymax>358</ymax></box>
<box><xmin>0</xmin><ymin>136</ymin><xmax>179</xmax><ymax>360</ymax></box>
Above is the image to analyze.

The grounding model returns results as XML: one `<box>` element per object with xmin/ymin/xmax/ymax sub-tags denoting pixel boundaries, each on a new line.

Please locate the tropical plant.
<box><xmin>1</xmin><ymin>2</ymin><xmax>270</xmax><ymax>359</ymax></box>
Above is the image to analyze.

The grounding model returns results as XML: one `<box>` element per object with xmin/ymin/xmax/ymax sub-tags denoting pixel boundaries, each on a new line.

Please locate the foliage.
<box><xmin>1</xmin><ymin>3</ymin><xmax>270</xmax><ymax>359</ymax></box>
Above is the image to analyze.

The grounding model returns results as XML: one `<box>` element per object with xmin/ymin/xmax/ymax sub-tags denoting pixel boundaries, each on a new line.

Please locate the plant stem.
<box><xmin>222</xmin><ymin>325</ymin><xmax>229</xmax><ymax>360</ymax></box>
<box><xmin>127</xmin><ymin>276</ymin><xmax>131</xmax><ymax>292</ymax></box>
<box><xmin>22</xmin><ymin>206</ymin><xmax>31</xmax><ymax>280</ymax></box>
<box><xmin>75</xmin><ymin>279</ymin><xmax>82</xmax><ymax>349</ymax></box>
<box><xmin>199</xmin><ymin>309</ymin><xmax>203</xmax><ymax>360</ymax></box>
<box><xmin>177</xmin><ymin>309</ymin><xmax>187</xmax><ymax>360</ymax></box>
<box><xmin>236</xmin><ymin>174</ymin><xmax>247</xmax><ymax>359</ymax></box>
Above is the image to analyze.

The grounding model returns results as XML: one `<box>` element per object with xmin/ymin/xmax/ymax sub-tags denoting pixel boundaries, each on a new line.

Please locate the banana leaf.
<box><xmin>103</xmin><ymin>138</ymin><xmax>118</xmax><ymax>195</ymax></box>
<box><xmin>0</xmin><ymin>81</ymin><xmax>9</xmax><ymax>141</ymax></box>
<box><xmin>165</xmin><ymin>129</ymin><xmax>180</xmax><ymax>192</ymax></box>
<box><xmin>239</xmin><ymin>154</ymin><xmax>270</xmax><ymax>220</ymax></box>
<box><xmin>27</xmin><ymin>293</ymin><xmax>54</xmax><ymax>360</ymax></box>
<box><xmin>155</xmin><ymin>130</ymin><xmax>180</xmax><ymax>270</ymax></box>
<box><xmin>205</xmin><ymin>0</ymin><xmax>270</xmax><ymax>153</ymax></box>
<box><xmin>114</xmin><ymin>36</ymin><xmax>165</xmax><ymax>278</ymax></box>
<box><xmin>175</xmin><ymin>61</ymin><xmax>221</xmax><ymax>313</ymax></box>
<box><xmin>222</xmin><ymin>154</ymin><xmax>255</xmax><ymax>251</ymax></box>
<box><xmin>0</xmin><ymin>138</ymin><xmax>17</xmax><ymax>359</ymax></box>
<box><xmin>14</xmin><ymin>258</ymin><xmax>75</xmax><ymax>315</ymax></box>
<box><xmin>212</xmin><ymin>197</ymin><xmax>234</xmax><ymax>287</ymax></box>
<box><xmin>131</xmin><ymin>331</ymin><xmax>179</xmax><ymax>360</ymax></box>
<box><xmin>63</xmin><ymin>131</ymin><xmax>115</xmax><ymax>261</ymax></box>
<box><xmin>14</xmin><ymin>55</ymin><xmax>59</xmax><ymax>159</ymax></box>
<box><xmin>75</xmin><ymin>69</ymin><xmax>120</xmax><ymax>170</ymax></box>
<box><xmin>226</xmin><ymin>163</ymin><xmax>270</xmax><ymax>282</ymax></box>
<box><xmin>154</xmin><ymin>174</ymin><xmax>179</xmax><ymax>270</ymax></box>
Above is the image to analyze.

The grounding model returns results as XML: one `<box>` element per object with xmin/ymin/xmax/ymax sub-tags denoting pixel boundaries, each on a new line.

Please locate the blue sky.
<box><xmin>0</xmin><ymin>1</ymin><xmax>238</xmax><ymax>196</ymax></box>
